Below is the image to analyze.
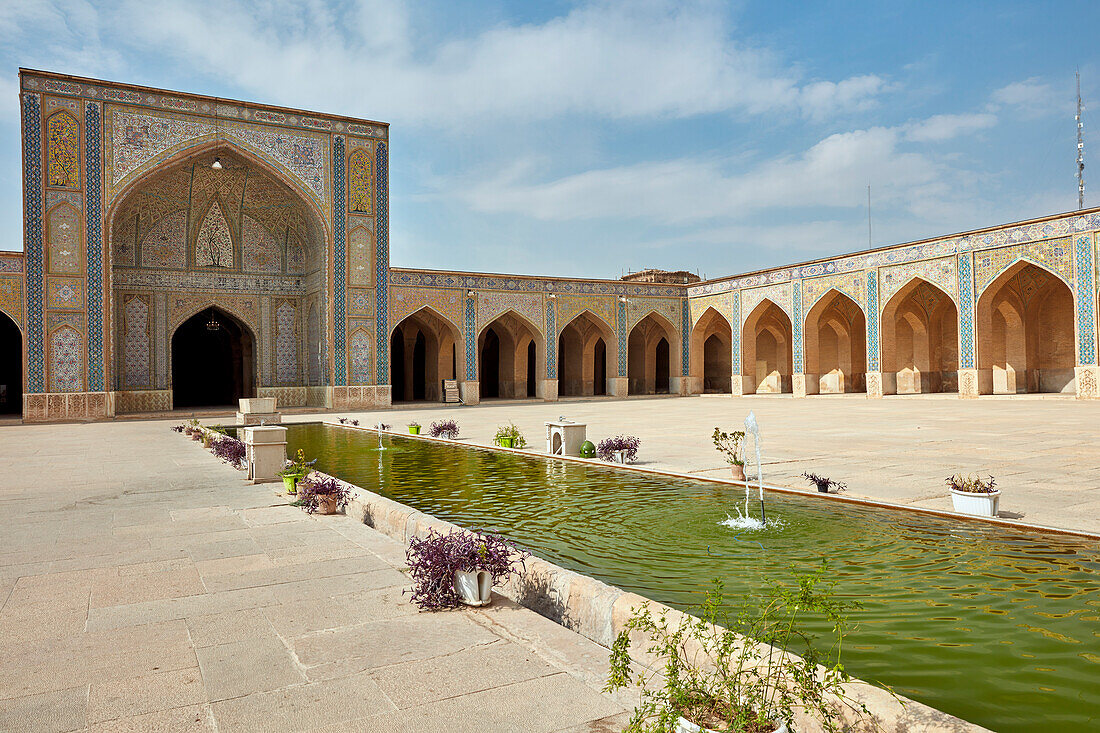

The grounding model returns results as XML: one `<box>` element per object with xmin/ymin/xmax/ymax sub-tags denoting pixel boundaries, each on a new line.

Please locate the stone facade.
<box><xmin>9</xmin><ymin>71</ymin><xmax>1100</xmax><ymax>421</ymax></box>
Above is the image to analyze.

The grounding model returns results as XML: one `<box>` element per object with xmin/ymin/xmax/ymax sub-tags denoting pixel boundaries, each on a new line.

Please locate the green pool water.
<box><xmin>286</xmin><ymin>423</ymin><xmax>1100</xmax><ymax>732</ymax></box>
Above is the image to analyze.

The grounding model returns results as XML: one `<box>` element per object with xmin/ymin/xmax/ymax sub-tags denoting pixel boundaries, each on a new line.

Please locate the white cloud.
<box><xmin>904</xmin><ymin>113</ymin><xmax>997</xmax><ymax>142</ymax></box>
<box><xmin>53</xmin><ymin>0</ymin><xmax>887</xmax><ymax>126</ymax></box>
<box><xmin>989</xmin><ymin>77</ymin><xmax>1064</xmax><ymax>118</ymax></box>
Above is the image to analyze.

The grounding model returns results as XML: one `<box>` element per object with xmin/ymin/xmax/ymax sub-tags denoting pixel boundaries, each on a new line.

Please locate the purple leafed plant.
<box><xmin>296</xmin><ymin>476</ymin><xmax>353</xmax><ymax>515</ymax></box>
<box><xmin>596</xmin><ymin>435</ymin><xmax>640</xmax><ymax>463</ymax></box>
<box><xmin>212</xmin><ymin>436</ymin><xmax>246</xmax><ymax>468</ymax></box>
<box><xmin>338</xmin><ymin>417</ymin><xmax>348</xmax><ymax>424</ymax></box>
<box><xmin>405</xmin><ymin>529</ymin><xmax>529</xmax><ymax>611</ymax></box>
<box><xmin>351</xmin><ymin>420</ymin><xmax>360</xmax><ymax>426</ymax></box>
<box><xmin>171</xmin><ymin>425</ymin><xmax>184</xmax><ymax>433</ymax></box>
<box><xmin>428</xmin><ymin>419</ymin><xmax>459</xmax><ymax>439</ymax></box>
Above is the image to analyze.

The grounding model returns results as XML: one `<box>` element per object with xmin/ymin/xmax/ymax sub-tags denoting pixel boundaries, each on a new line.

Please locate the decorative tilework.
<box><xmin>729</xmin><ymin>290</ymin><xmax>741</xmax><ymax>376</ymax></box>
<box><xmin>348</xmin><ymin>225</ymin><xmax>374</xmax><ymax>286</ymax></box>
<box><xmin>477</xmin><ymin>291</ymin><xmax>545</xmax><ymax>334</ymax></box>
<box><xmin>616</xmin><ymin>299</ymin><xmax>627</xmax><ymax>377</ymax></box>
<box><xmin>275</xmin><ymin>301</ymin><xmax>296</xmax><ymax>384</ymax></box>
<box><xmin>740</xmin><ymin>282</ymin><xmax>793</xmax><ymax>324</ymax></box>
<box><xmin>46</xmin><ymin>204</ymin><xmax>82</xmax><ymax>275</ymax></box>
<box><xmin>105</xmin><ymin>107</ymin><xmax>330</xmax><ymax>208</ymax></box>
<box><xmin>375</xmin><ymin>142</ymin><xmax>389</xmax><ymax>385</ymax></box>
<box><xmin>347</xmin><ymin>288</ymin><xmax>375</xmax><ymax>317</ymax></box>
<box><xmin>166</xmin><ymin>294</ymin><xmax>259</xmax><ymax>336</ymax></box>
<box><xmin>390</xmin><ymin>268</ymin><xmax>684</xmax><ymax>298</ymax></box>
<box><xmin>195</xmin><ymin>202</ymin><xmax>234</xmax><ymax>268</ymax></box>
<box><xmin>24</xmin><ymin>93</ymin><xmax>45</xmax><ymax>392</ymax></box>
<box><xmin>866</xmin><ymin>270</ymin><xmax>880</xmax><ymax>371</ymax></box>
<box><xmin>350</xmin><ymin>329</ymin><xmax>372</xmax><ymax>384</ymax></box>
<box><xmin>348</xmin><ymin>149</ymin><xmax>373</xmax><ymax>214</ymax></box>
<box><xmin>154</xmin><ymin>291</ymin><xmax>167</xmax><ymax>388</ymax></box>
<box><xmin>140</xmin><ymin>211</ymin><xmax>187</xmax><ymax>268</ymax></box>
<box><xmin>49</xmin><ymin>325</ymin><xmax>82</xmax><ymax>393</ymax></box>
<box><xmin>801</xmin><ymin>271</ymin><xmax>866</xmax><ymax>313</ymax></box>
<box><xmin>390</xmin><ymin>287</ymin><xmax>464</xmax><ymax>330</ymax></box>
<box><xmin>555</xmin><ymin>295</ymin><xmax>616</xmax><ymax>334</ymax></box>
<box><xmin>973</xmin><ymin>237</ymin><xmax>1074</xmax><ymax>295</ymax></box>
<box><xmin>546</xmin><ymin>300</ymin><xmax>557</xmax><ymax>379</ymax></box>
<box><xmin>681</xmin><ymin>298</ymin><xmax>690</xmax><ymax>377</ymax></box>
<box><xmin>307</xmin><ymin>303</ymin><xmax>321</xmax><ymax>386</ymax></box>
<box><xmin>688</xmin><ymin>292</ymin><xmax>733</xmax><ymax>327</ymax></box>
<box><xmin>47</xmin><ymin>278</ymin><xmax>84</xmax><ymax>309</ymax></box>
<box><xmin>792</xmin><ymin>285</ymin><xmax>803</xmax><ymax>373</ymax></box>
<box><xmin>46</xmin><ymin>111</ymin><xmax>80</xmax><ymax>188</ymax></box>
<box><xmin>627</xmin><ymin>298</ymin><xmax>681</xmax><ymax>331</ymax></box>
<box><xmin>123</xmin><ymin>296</ymin><xmax>150</xmax><ymax>389</ymax></box>
<box><xmin>0</xmin><ymin>254</ymin><xmax>24</xmax><ymax>274</ymax></box>
<box><xmin>879</xmin><ymin>256</ymin><xmax>958</xmax><ymax>307</ymax></box>
<box><xmin>242</xmin><ymin>216</ymin><xmax>281</xmax><ymax>273</ymax></box>
<box><xmin>333</xmin><ymin>136</ymin><xmax>347</xmax><ymax>386</ymax></box>
<box><xmin>1074</xmin><ymin>233</ymin><xmax>1097</xmax><ymax>365</ymax></box>
<box><xmin>958</xmin><ymin>253</ymin><xmax>975</xmax><ymax>370</ymax></box>
<box><xmin>0</xmin><ymin>277</ymin><xmax>24</xmax><ymax>329</ymax></box>
<box><xmin>260</xmin><ymin>295</ymin><xmax>272</xmax><ymax>386</ymax></box>
<box><xmin>464</xmin><ymin>295</ymin><xmax>476</xmax><ymax>380</ymax></box>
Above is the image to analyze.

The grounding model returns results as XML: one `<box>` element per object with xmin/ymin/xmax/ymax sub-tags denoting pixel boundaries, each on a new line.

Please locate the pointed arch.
<box><xmin>741</xmin><ymin>298</ymin><xmax>792</xmax><ymax>394</ymax></box>
<box><xmin>193</xmin><ymin>196</ymin><xmax>235</xmax><ymax>268</ymax></box>
<box><xmin>348</xmin><ymin>148</ymin><xmax>374</xmax><ymax>214</ymax></box>
<box><xmin>170</xmin><ymin>306</ymin><xmax>256</xmax><ymax>408</ymax></box>
<box><xmin>48</xmin><ymin>325</ymin><xmax>83</xmax><ymax>394</ymax></box>
<box><xmin>628</xmin><ymin>311</ymin><xmax>678</xmax><ymax>395</ymax></box>
<box><xmin>478</xmin><ymin>309</ymin><xmax>546</xmax><ymax>399</ymax></box>
<box><xmin>390</xmin><ymin>306</ymin><xmax>463</xmax><ymax>401</ymax></box>
<box><xmin>558</xmin><ymin>310</ymin><xmax>615</xmax><ymax>396</ymax></box>
<box><xmin>803</xmin><ymin>289</ymin><xmax>867</xmax><ymax>394</ymax></box>
<box><xmin>46</xmin><ymin>202</ymin><xmax>83</xmax><ymax>275</ymax></box>
<box><xmin>689</xmin><ymin>306</ymin><xmax>732</xmax><ymax>394</ymax></box>
<box><xmin>0</xmin><ymin>310</ymin><xmax>21</xmax><ymax>415</ymax></box>
<box><xmin>975</xmin><ymin>260</ymin><xmax>1076</xmax><ymax>394</ymax></box>
<box><xmin>880</xmin><ymin>277</ymin><xmax>959</xmax><ymax>393</ymax></box>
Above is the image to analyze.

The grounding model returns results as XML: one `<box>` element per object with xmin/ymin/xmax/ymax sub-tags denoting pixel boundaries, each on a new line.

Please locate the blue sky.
<box><xmin>1</xmin><ymin>0</ymin><xmax>1097</xmax><ymax>279</ymax></box>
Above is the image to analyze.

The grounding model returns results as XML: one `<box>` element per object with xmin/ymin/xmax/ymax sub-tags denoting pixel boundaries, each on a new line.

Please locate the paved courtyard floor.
<box><xmin>324</xmin><ymin>393</ymin><xmax>1100</xmax><ymax>536</ymax></box>
<box><xmin>0</xmin><ymin>420</ymin><xmax>630</xmax><ymax>732</ymax></box>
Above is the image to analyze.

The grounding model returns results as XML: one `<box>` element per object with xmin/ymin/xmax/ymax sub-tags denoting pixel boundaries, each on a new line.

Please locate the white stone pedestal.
<box><xmin>545</xmin><ymin>421</ymin><xmax>588</xmax><ymax>456</ymax></box>
<box><xmin>243</xmin><ymin>425</ymin><xmax>287</xmax><ymax>483</ymax></box>
<box><xmin>237</xmin><ymin>397</ymin><xmax>281</xmax><ymax>426</ymax></box>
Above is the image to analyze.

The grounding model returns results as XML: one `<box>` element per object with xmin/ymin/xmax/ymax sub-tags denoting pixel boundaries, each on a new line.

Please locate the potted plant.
<box><xmin>802</xmin><ymin>472</ymin><xmax>846</xmax><ymax>494</ymax></box>
<box><xmin>606</xmin><ymin>564</ymin><xmax>882</xmax><ymax>733</ymax></box>
<box><xmin>408</xmin><ymin>421</ymin><xmax>421</xmax><ymax>435</ymax></box>
<box><xmin>946</xmin><ymin>474</ymin><xmax>1000</xmax><ymax>517</ymax></box>
<box><xmin>597</xmin><ymin>435</ymin><xmax>640</xmax><ymax>464</ymax></box>
<box><xmin>296</xmin><ymin>475</ymin><xmax>352</xmax><ymax>515</ymax></box>
<box><xmin>712</xmin><ymin>427</ymin><xmax>747</xmax><ymax>482</ymax></box>
<box><xmin>405</xmin><ymin>528</ymin><xmax>529</xmax><ymax>609</ymax></box>
<box><xmin>278</xmin><ymin>449</ymin><xmax>316</xmax><ymax>495</ymax></box>
<box><xmin>211</xmin><ymin>435</ymin><xmax>247</xmax><ymax>469</ymax></box>
<box><xmin>494</xmin><ymin>422</ymin><xmax>527</xmax><ymax>449</ymax></box>
<box><xmin>428</xmin><ymin>419</ymin><xmax>460</xmax><ymax>439</ymax></box>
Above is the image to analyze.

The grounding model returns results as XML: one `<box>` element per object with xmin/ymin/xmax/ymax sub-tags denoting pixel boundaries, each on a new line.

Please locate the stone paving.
<box><xmin>0</xmin><ymin>420</ymin><xmax>630</xmax><ymax>732</ymax></box>
<box><xmin>322</xmin><ymin>392</ymin><xmax>1100</xmax><ymax>536</ymax></box>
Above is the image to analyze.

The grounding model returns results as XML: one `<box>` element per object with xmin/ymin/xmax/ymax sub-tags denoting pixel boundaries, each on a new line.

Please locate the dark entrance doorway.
<box><xmin>0</xmin><ymin>313</ymin><xmax>21</xmax><ymax>415</ymax></box>
<box><xmin>655</xmin><ymin>337</ymin><xmax>670</xmax><ymax>393</ymax></box>
<box><xmin>594</xmin><ymin>338</ymin><xmax>606</xmax><ymax>395</ymax></box>
<box><xmin>391</xmin><ymin>327</ymin><xmax>407</xmax><ymax>401</ymax></box>
<box><xmin>172</xmin><ymin>308</ymin><xmax>255</xmax><ymax>408</ymax></box>
<box><xmin>526</xmin><ymin>341</ymin><xmax>536</xmax><ymax>397</ymax></box>
<box><xmin>481</xmin><ymin>329</ymin><xmax>500</xmax><ymax>398</ymax></box>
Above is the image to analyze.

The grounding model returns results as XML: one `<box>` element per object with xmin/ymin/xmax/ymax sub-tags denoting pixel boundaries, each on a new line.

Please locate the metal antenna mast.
<box><xmin>1078</xmin><ymin>69</ymin><xmax>1085</xmax><ymax>210</ymax></box>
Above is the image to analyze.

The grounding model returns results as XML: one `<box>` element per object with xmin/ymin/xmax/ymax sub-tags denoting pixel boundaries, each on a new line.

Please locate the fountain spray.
<box><xmin>744</xmin><ymin>411</ymin><xmax>765</xmax><ymax>524</ymax></box>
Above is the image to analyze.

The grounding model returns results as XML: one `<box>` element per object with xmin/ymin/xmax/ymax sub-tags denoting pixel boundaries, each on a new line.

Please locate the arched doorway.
<box><xmin>171</xmin><ymin>307</ymin><xmax>255</xmax><ymax>408</ymax></box>
<box><xmin>390</xmin><ymin>308</ymin><xmax>461</xmax><ymax>402</ymax></box>
<box><xmin>628</xmin><ymin>313</ymin><xmax>677</xmax><ymax>395</ymax></box>
<box><xmin>0</xmin><ymin>313</ymin><xmax>21</xmax><ymax>415</ymax></box>
<box><xmin>803</xmin><ymin>290</ymin><xmax>867</xmax><ymax>394</ymax></box>
<box><xmin>976</xmin><ymin>261</ymin><xmax>1076</xmax><ymax>394</ymax></box>
<box><xmin>689</xmin><ymin>307</ymin><xmax>732</xmax><ymax>393</ymax></box>
<box><xmin>557</xmin><ymin>311</ymin><xmax>615</xmax><ymax>397</ymax></box>
<box><xmin>478</xmin><ymin>311</ymin><xmax>542</xmax><ymax>399</ymax></box>
<box><xmin>881</xmin><ymin>278</ymin><xmax>959</xmax><ymax>393</ymax></box>
<box><xmin>741</xmin><ymin>300</ymin><xmax>793</xmax><ymax>393</ymax></box>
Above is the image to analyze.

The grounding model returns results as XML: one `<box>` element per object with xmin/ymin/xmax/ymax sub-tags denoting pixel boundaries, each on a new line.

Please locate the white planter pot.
<box><xmin>676</xmin><ymin>716</ymin><xmax>787</xmax><ymax>733</ymax></box>
<box><xmin>611</xmin><ymin>449</ymin><xmax>628</xmax><ymax>464</ymax></box>
<box><xmin>453</xmin><ymin>569</ymin><xmax>493</xmax><ymax>606</ymax></box>
<box><xmin>950</xmin><ymin>489</ymin><xmax>1001</xmax><ymax>517</ymax></box>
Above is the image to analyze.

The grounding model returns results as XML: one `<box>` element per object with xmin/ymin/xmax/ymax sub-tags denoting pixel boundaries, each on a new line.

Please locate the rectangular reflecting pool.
<box><xmin>286</xmin><ymin>423</ymin><xmax>1100</xmax><ymax>732</ymax></box>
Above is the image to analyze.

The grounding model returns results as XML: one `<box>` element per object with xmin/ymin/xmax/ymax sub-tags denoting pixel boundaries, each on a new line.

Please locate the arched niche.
<box><xmin>880</xmin><ymin>278</ymin><xmax>959</xmax><ymax>394</ymax></box>
<box><xmin>803</xmin><ymin>289</ymin><xmax>867</xmax><ymax>394</ymax></box>
<box><xmin>0</xmin><ymin>311</ymin><xmax>22</xmax><ymax>416</ymax></box>
<box><xmin>558</xmin><ymin>310</ymin><xmax>615</xmax><ymax>397</ymax></box>
<box><xmin>975</xmin><ymin>261</ymin><xmax>1076</xmax><ymax>394</ymax></box>
<box><xmin>390</xmin><ymin>307</ymin><xmax>462</xmax><ymax>402</ymax></box>
<box><xmin>478</xmin><ymin>310</ymin><xmax>544</xmax><ymax>400</ymax></box>
<box><xmin>689</xmin><ymin>307</ymin><xmax>732</xmax><ymax>394</ymax></box>
<box><xmin>170</xmin><ymin>306</ymin><xmax>256</xmax><ymax>408</ymax></box>
<box><xmin>741</xmin><ymin>300</ymin><xmax>792</xmax><ymax>394</ymax></box>
<box><xmin>627</xmin><ymin>312</ymin><xmax>678</xmax><ymax>395</ymax></box>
